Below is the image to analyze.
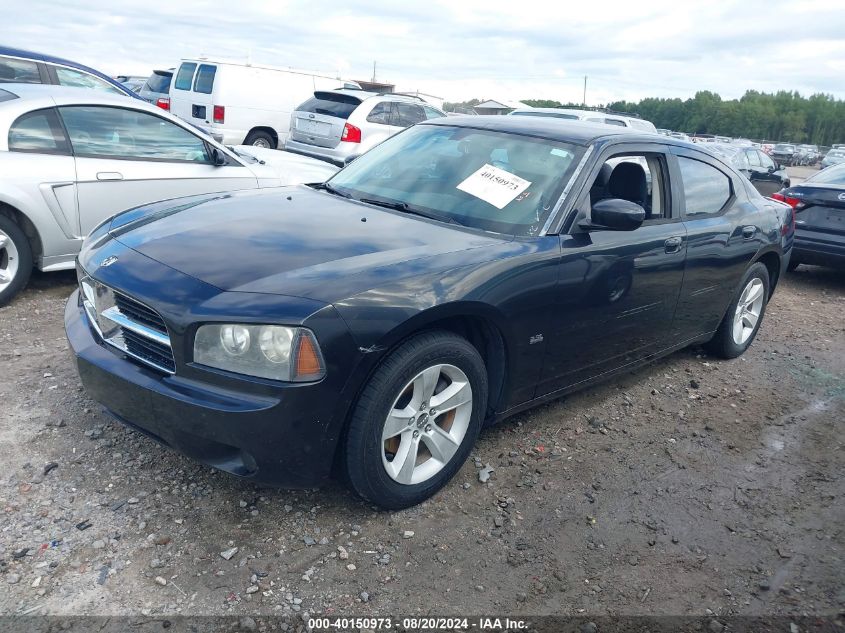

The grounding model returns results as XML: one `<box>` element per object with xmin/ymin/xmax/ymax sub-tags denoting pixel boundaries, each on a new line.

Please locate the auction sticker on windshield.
<box><xmin>457</xmin><ymin>164</ymin><xmax>531</xmax><ymax>209</ymax></box>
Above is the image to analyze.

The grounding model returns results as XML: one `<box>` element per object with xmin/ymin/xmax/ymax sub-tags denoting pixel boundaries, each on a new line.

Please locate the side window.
<box><xmin>58</xmin><ymin>106</ymin><xmax>210</xmax><ymax>163</ymax></box>
<box><xmin>54</xmin><ymin>67</ymin><xmax>124</xmax><ymax>94</ymax></box>
<box><xmin>0</xmin><ymin>57</ymin><xmax>41</xmax><ymax>84</ymax></box>
<box><xmin>677</xmin><ymin>156</ymin><xmax>732</xmax><ymax>216</ymax></box>
<box><xmin>193</xmin><ymin>64</ymin><xmax>216</xmax><ymax>94</ymax></box>
<box><xmin>366</xmin><ymin>102</ymin><xmax>391</xmax><ymax>125</ymax></box>
<box><xmin>746</xmin><ymin>150</ymin><xmax>761</xmax><ymax>167</ymax></box>
<box><xmin>595</xmin><ymin>154</ymin><xmax>668</xmax><ymax>221</ymax></box>
<box><xmin>174</xmin><ymin>63</ymin><xmax>196</xmax><ymax>91</ymax></box>
<box><xmin>758</xmin><ymin>151</ymin><xmax>775</xmax><ymax>170</ymax></box>
<box><xmin>8</xmin><ymin>109</ymin><xmax>70</xmax><ymax>154</ymax></box>
<box><xmin>423</xmin><ymin>106</ymin><xmax>445</xmax><ymax>120</ymax></box>
<box><xmin>394</xmin><ymin>103</ymin><xmax>425</xmax><ymax>128</ymax></box>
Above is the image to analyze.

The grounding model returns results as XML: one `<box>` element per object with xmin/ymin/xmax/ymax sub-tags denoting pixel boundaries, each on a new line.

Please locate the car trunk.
<box><xmin>794</xmin><ymin>185</ymin><xmax>845</xmax><ymax>235</ymax></box>
<box><xmin>288</xmin><ymin>92</ymin><xmax>362</xmax><ymax>149</ymax></box>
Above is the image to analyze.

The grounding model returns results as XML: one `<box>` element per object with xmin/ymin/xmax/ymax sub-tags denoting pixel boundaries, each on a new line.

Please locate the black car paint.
<box><xmin>66</xmin><ymin>119</ymin><xmax>792</xmax><ymax>487</ymax></box>
<box><xmin>779</xmin><ymin>182</ymin><xmax>845</xmax><ymax>269</ymax></box>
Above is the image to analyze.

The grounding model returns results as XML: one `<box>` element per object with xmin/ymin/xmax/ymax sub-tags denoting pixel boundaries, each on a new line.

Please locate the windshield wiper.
<box><xmin>312</xmin><ymin>182</ymin><xmax>352</xmax><ymax>198</ymax></box>
<box><xmin>358</xmin><ymin>198</ymin><xmax>464</xmax><ymax>226</ymax></box>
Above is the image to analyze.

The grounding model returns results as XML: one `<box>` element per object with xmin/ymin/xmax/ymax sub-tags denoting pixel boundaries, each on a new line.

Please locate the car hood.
<box><xmin>234</xmin><ymin>146</ymin><xmax>339</xmax><ymax>185</ymax></box>
<box><xmin>109</xmin><ymin>186</ymin><xmax>510</xmax><ymax>302</ymax></box>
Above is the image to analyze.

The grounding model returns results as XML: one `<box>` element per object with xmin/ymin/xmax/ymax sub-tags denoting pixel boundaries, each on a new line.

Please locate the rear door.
<box><xmin>185</xmin><ymin>63</ymin><xmax>216</xmax><ymax>125</ymax></box>
<box><xmin>670</xmin><ymin>148</ymin><xmax>762</xmax><ymax>339</ymax></box>
<box><xmin>57</xmin><ymin>104</ymin><xmax>257</xmax><ymax>235</ymax></box>
<box><xmin>169</xmin><ymin>62</ymin><xmax>198</xmax><ymax>121</ymax></box>
<box><xmin>288</xmin><ymin>92</ymin><xmax>362</xmax><ymax>149</ymax></box>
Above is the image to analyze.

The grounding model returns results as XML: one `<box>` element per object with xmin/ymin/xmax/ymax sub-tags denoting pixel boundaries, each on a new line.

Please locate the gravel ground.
<box><xmin>1</xmin><ymin>183</ymin><xmax>843</xmax><ymax>620</ymax></box>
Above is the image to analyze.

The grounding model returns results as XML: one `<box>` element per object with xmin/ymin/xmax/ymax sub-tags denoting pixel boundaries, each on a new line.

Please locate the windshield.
<box><xmin>806</xmin><ymin>164</ymin><xmax>845</xmax><ymax>186</ymax></box>
<box><xmin>327</xmin><ymin>124</ymin><xmax>584</xmax><ymax>236</ymax></box>
<box><xmin>774</xmin><ymin>144</ymin><xmax>794</xmax><ymax>151</ymax></box>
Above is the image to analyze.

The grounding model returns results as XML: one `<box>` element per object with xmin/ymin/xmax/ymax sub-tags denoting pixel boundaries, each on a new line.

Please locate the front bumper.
<box><xmin>65</xmin><ymin>291</ymin><xmax>341</xmax><ymax>487</ymax></box>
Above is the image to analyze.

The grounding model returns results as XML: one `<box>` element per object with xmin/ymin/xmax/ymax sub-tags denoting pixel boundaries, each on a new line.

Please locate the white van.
<box><xmin>169</xmin><ymin>58</ymin><xmax>359</xmax><ymax>148</ymax></box>
<box><xmin>508</xmin><ymin>107</ymin><xmax>657</xmax><ymax>133</ymax></box>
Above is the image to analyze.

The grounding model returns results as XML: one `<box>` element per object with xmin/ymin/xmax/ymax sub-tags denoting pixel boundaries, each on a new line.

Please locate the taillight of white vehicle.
<box><xmin>156</xmin><ymin>97</ymin><xmax>170</xmax><ymax>111</ymax></box>
<box><xmin>213</xmin><ymin>105</ymin><xmax>225</xmax><ymax>124</ymax></box>
<box><xmin>342</xmin><ymin>123</ymin><xmax>361</xmax><ymax>143</ymax></box>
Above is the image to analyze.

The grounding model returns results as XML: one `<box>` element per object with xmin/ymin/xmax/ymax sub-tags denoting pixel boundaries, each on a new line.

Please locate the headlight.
<box><xmin>193</xmin><ymin>324</ymin><xmax>325</xmax><ymax>382</ymax></box>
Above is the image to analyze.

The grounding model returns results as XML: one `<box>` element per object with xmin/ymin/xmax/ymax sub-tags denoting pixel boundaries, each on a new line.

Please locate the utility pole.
<box><xmin>372</xmin><ymin>61</ymin><xmax>376</xmax><ymax>83</ymax></box>
<box><xmin>583</xmin><ymin>76</ymin><xmax>587</xmax><ymax>107</ymax></box>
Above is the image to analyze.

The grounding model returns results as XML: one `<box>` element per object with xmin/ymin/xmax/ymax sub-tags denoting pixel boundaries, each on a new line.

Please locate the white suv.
<box><xmin>285</xmin><ymin>90</ymin><xmax>446</xmax><ymax>165</ymax></box>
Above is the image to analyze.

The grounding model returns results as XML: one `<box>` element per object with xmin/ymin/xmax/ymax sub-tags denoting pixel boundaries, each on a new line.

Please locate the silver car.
<box><xmin>0</xmin><ymin>83</ymin><xmax>339</xmax><ymax>305</ymax></box>
<box><xmin>285</xmin><ymin>89</ymin><xmax>446</xmax><ymax>165</ymax></box>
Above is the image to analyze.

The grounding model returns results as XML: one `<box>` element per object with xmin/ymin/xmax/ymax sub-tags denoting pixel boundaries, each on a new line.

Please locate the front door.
<box><xmin>537</xmin><ymin>146</ymin><xmax>687</xmax><ymax>396</ymax></box>
<box><xmin>57</xmin><ymin>104</ymin><xmax>257</xmax><ymax>235</ymax></box>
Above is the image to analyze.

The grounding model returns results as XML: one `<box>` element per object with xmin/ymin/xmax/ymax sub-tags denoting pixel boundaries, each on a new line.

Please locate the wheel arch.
<box><xmin>331</xmin><ymin>302</ymin><xmax>512</xmax><ymax>476</ymax></box>
<box><xmin>0</xmin><ymin>200</ymin><xmax>43</xmax><ymax>266</ymax></box>
<box><xmin>751</xmin><ymin>248</ymin><xmax>782</xmax><ymax>298</ymax></box>
<box><xmin>244</xmin><ymin>126</ymin><xmax>279</xmax><ymax>148</ymax></box>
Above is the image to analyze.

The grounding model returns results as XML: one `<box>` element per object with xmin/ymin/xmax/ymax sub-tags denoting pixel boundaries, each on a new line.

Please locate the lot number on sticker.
<box><xmin>456</xmin><ymin>164</ymin><xmax>531</xmax><ymax>209</ymax></box>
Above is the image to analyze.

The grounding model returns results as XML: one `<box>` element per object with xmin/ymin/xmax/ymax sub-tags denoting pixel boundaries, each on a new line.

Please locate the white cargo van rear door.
<box><xmin>170</xmin><ymin>62</ymin><xmax>217</xmax><ymax>127</ymax></box>
<box><xmin>170</xmin><ymin>62</ymin><xmax>198</xmax><ymax>121</ymax></box>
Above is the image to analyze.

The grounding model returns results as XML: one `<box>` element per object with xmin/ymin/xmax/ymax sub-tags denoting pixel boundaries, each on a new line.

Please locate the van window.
<box><xmin>0</xmin><ymin>57</ymin><xmax>41</xmax><ymax>84</ymax></box>
<box><xmin>297</xmin><ymin>92</ymin><xmax>361</xmax><ymax>119</ymax></box>
<box><xmin>193</xmin><ymin>64</ymin><xmax>216</xmax><ymax>94</ymax></box>
<box><xmin>174</xmin><ymin>63</ymin><xmax>196</xmax><ymax>91</ymax></box>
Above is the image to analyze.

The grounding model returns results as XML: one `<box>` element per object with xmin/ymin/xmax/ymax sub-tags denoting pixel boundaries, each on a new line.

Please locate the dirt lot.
<box><xmin>1</xmin><ymin>218</ymin><xmax>843</xmax><ymax>621</ymax></box>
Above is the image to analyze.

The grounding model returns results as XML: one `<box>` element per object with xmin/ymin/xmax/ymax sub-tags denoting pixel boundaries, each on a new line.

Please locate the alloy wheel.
<box><xmin>0</xmin><ymin>228</ymin><xmax>19</xmax><ymax>293</ymax></box>
<box><xmin>381</xmin><ymin>363</ymin><xmax>473</xmax><ymax>485</ymax></box>
<box><xmin>732</xmin><ymin>277</ymin><xmax>765</xmax><ymax>345</ymax></box>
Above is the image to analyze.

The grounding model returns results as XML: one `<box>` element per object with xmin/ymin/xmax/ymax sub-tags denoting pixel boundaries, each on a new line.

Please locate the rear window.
<box><xmin>0</xmin><ymin>57</ymin><xmax>41</xmax><ymax>84</ymax></box>
<box><xmin>8</xmin><ymin>109</ymin><xmax>70</xmax><ymax>154</ymax></box>
<box><xmin>174</xmin><ymin>63</ymin><xmax>196</xmax><ymax>91</ymax></box>
<box><xmin>144</xmin><ymin>71</ymin><xmax>172</xmax><ymax>93</ymax></box>
<box><xmin>774</xmin><ymin>144</ymin><xmax>794</xmax><ymax>151</ymax></box>
<box><xmin>297</xmin><ymin>92</ymin><xmax>362</xmax><ymax>119</ymax></box>
<box><xmin>806</xmin><ymin>164</ymin><xmax>845</xmax><ymax>185</ymax></box>
<box><xmin>193</xmin><ymin>64</ymin><xmax>216</xmax><ymax>94</ymax></box>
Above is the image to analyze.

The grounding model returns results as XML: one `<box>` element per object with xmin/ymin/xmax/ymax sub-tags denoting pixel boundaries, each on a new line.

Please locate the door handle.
<box><xmin>742</xmin><ymin>225</ymin><xmax>757</xmax><ymax>239</ymax></box>
<box><xmin>664</xmin><ymin>236</ymin><xmax>683</xmax><ymax>254</ymax></box>
<box><xmin>96</xmin><ymin>172</ymin><xmax>123</xmax><ymax>181</ymax></box>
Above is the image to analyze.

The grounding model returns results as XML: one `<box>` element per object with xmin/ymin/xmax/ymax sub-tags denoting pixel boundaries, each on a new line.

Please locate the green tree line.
<box><xmin>449</xmin><ymin>91</ymin><xmax>844</xmax><ymax>145</ymax></box>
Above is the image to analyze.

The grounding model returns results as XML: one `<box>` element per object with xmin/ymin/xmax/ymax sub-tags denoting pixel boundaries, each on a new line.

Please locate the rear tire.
<box><xmin>344</xmin><ymin>330</ymin><xmax>487</xmax><ymax>509</ymax></box>
<box><xmin>705</xmin><ymin>262</ymin><xmax>770</xmax><ymax>359</ymax></box>
<box><xmin>244</xmin><ymin>130</ymin><xmax>275</xmax><ymax>149</ymax></box>
<box><xmin>0</xmin><ymin>215</ymin><xmax>32</xmax><ymax>307</ymax></box>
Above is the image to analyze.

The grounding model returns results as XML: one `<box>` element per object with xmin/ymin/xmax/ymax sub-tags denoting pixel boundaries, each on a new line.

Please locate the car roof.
<box><xmin>0</xmin><ymin>45</ymin><xmax>131</xmax><ymax>94</ymax></box>
<box><xmin>315</xmin><ymin>88</ymin><xmax>431</xmax><ymax>104</ymax></box>
<box><xmin>0</xmin><ymin>82</ymin><xmax>138</xmax><ymax>108</ymax></box>
<box><xmin>421</xmin><ymin>114</ymin><xmax>671</xmax><ymax>146</ymax></box>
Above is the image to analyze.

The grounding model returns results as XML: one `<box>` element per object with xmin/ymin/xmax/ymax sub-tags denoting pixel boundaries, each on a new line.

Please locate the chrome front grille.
<box><xmin>78</xmin><ymin>269</ymin><xmax>175</xmax><ymax>374</ymax></box>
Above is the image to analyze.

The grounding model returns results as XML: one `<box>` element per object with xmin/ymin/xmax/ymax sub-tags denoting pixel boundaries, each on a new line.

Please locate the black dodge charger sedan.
<box><xmin>66</xmin><ymin>117</ymin><xmax>794</xmax><ymax>508</ymax></box>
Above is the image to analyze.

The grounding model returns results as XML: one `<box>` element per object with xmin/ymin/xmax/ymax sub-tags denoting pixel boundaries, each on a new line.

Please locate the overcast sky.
<box><xmin>6</xmin><ymin>0</ymin><xmax>845</xmax><ymax>104</ymax></box>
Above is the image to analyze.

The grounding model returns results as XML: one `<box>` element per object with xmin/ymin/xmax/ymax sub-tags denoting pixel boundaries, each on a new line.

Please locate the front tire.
<box><xmin>344</xmin><ymin>331</ymin><xmax>488</xmax><ymax>509</ymax></box>
<box><xmin>705</xmin><ymin>262</ymin><xmax>770</xmax><ymax>359</ymax></box>
<box><xmin>0</xmin><ymin>216</ymin><xmax>32</xmax><ymax>307</ymax></box>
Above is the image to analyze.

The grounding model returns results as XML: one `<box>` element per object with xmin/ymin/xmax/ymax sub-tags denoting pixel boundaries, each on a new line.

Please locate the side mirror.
<box><xmin>580</xmin><ymin>198</ymin><xmax>646</xmax><ymax>232</ymax></box>
<box><xmin>210</xmin><ymin>147</ymin><xmax>227</xmax><ymax>166</ymax></box>
<box><xmin>343</xmin><ymin>154</ymin><xmax>360</xmax><ymax>167</ymax></box>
